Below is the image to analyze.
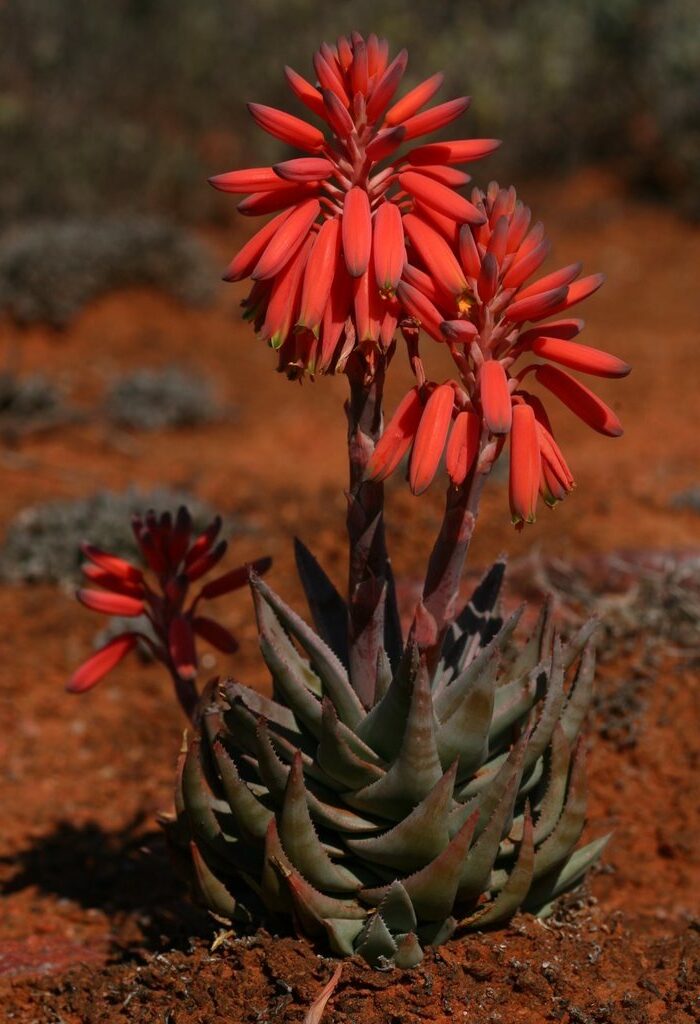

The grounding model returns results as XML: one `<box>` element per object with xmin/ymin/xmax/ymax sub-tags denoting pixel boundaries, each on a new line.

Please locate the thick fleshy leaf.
<box><xmin>212</xmin><ymin>740</ymin><xmax>273</xmax><ymax>842</ymax></box>
<box><xmin>532</xmin><ymin>725</ymin><xmax>571</xmax><ymax>844</ymax></box>
<box><xmin>436</xmin><ymin>648</ymin><xmax>498</xmax><ymax>777</ymax></box>
<box><xmin>348</xmin><ymin>658</ymin><xmax>443</xmax><ymax>820</ymax></box>
<box><xmin>294</xmin><ymin>538</ymin><xmax>349</xmax><ymax>669</ymax></box>
<box><xmin>346</xmin><ymin>762</ymin><xmax>457</xmax><ymax>872</ymax></box>
<box><xmin>355</xmin><ymin>644</ymin><xmax>419</xmax><ymax>760</ymax></box>
<box><xmin>317</xmin><ymin>699</ymin><xmax>384</xmax><ymax>790</ymax></box>
<box><xmin>535</xmin><ymin>364</ymin><xmax>623</xmax><ymax>436</ymax></box>
<box><xmin>533</xmin><ymin>740</ymin><xmax>588</xmax><ymax>879</ymax></box>
<box><xmin>361</xmin><ymin>808</ymin><xmax>478</xmax><ymax>921</ymax></box>
<box><xmin>279</xmin><ymin>753</ymin><xmax>362</xmax><ymax>892</ymax></box>
<box><xmin>252</xmin><ymin>575</ymin><xmax>365</xmax><ymax>730</ymax></box>
<box><xmin>463</xmin><ymin>805</ymin><xmax>534</xmax><ymax>928</ymax></box>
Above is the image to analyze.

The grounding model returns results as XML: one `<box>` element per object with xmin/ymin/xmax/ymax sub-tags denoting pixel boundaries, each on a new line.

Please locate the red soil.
<box><xmin>0</xmin><ymin>172</ymin><xmax>699</xmax><ymax>1022</ymax></box>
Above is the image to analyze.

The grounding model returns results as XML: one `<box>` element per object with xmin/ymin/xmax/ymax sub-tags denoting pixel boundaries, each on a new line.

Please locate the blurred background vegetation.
<box><xmin>1</xmin><ymin>0</ymin><xmax>698</xmax><ymax>229</ymax></box>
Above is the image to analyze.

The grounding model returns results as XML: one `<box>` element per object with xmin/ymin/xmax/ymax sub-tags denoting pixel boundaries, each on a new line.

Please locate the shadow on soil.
<box><xmin>1</xmin><ymin>817</ymin><xmax>213</xmax><ymax>956</ymax></box>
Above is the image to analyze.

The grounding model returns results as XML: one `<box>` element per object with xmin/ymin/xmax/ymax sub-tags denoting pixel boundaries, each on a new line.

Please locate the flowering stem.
<box><xmin>414</xmin><ymin>430</ymin><xmax>492</xmax><ymax>667</ymax></box>
<box><xmin>345</xmin><ymin>352</ymin><xmax>388</xmax><ymax>708</ymax></box>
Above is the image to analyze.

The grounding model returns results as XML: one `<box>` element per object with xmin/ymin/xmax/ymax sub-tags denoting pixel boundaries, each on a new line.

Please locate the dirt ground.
<box><xmin>0</xmin><ymin>171</ymin><xmax>699</xmax><ymax>1023</ymax></box>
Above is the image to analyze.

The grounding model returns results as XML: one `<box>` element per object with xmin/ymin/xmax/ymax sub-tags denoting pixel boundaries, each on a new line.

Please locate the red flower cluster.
<box><xmin>68</xmin><ymin>507</ymin><xmax>270</xmax><ymax>714</ymax></box>
<box><xmin>368</xmin><ymin>182</ymin><xmax>630</xmax><ymax>525</ymax></box>
<box><xmin>213</xmin><ymin>32</ymin><xmax>499</xmax><ymax>378</ymax></box>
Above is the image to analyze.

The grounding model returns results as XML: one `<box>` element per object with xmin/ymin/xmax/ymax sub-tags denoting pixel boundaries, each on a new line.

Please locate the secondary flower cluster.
<box><xmin>367</xmin><ymin>182</ymin><xmax>630</xmax><ymax>525</ymax></box>
<box><xmin>213</xmin><ymin>31</ymin><xmax>498</xmax><ymax>379</ymax></box>
<box><xmin>68</xmin><ymin>507</ymin><xmax>270</xmax><ymax>716</ymax></box>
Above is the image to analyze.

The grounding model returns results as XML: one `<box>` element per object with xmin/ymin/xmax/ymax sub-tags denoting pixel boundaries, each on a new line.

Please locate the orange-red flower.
<box><xmin>213</xmin><ymin>33</ymin><xmax>498</xmax><ymax>378</ymax></box>
<box><xmin>368</xmin><ymin>180</ymin><xmax>630</xmax><ymax>522</ymax></box>
<box><xmin>68</xmin><ymin>507</ymin><xmax>270</xmax><ymax>718</ymax></box>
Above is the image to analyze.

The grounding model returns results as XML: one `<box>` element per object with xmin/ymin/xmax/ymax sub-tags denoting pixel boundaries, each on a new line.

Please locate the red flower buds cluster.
<box><xmin>368</xmin><ymin>182</ymin><xmax>630</xmax><ymax>525</ymax></box>
<box><xmin>68</xmin><ymin>506</ymin><xmax>270</xmax><ymax>716</ymax></box>
<box><xmin>213</xmin><ymin>32</ymin><xmax>498</xmax><ymax>379</ymax></box>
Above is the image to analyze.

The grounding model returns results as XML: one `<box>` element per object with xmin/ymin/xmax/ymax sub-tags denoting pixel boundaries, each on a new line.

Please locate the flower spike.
<box><xmin>69</xmin><ymin>506</ymin><xmax>270</xmax><ymax>719</ymax></box>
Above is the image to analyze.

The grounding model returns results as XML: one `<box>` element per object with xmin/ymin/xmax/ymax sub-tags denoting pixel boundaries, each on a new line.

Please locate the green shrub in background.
<box><xmin>0</xmin><ymin>0</ymin><xmax>697</xmax><ymax>225</ymax></box>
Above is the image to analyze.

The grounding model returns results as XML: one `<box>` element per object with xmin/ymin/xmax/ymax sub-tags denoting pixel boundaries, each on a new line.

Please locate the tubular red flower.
<box><xmin>298</xmin><ymin>217</ymin><xmax>342</xmax><ymax>330</ymax></box>
<box><xmin>76</xmin><ymin>589</ymin><xmax>145</xmax><ymax>617</ymax></box>
<box><xmin>396</xmin><ymin>281</ymin><xmax>445</xmax><ymax>342</ymax></box>
<box><xmin>403</xmin><ymin>214</ymin><xmax>467</xmax><ymax>297</ymax></box>
<box><xmin>284</xmin><ymin>65</ymin><xmax>325</xmax><ymax>117</ymax></box>
<box><xmin>409</xmin><ymin>383</ymin><xmax>455</xmax><ymax>494</ymax></box>
<box><xmin>398</xmin><ymin>96</ymin><xmax>471</xmax><ymax>141</ymax></box>
<box><xmin>342</xmin><ymin>187</ymin><xmax>372</xmax><ymax>278</ymax></box>
<box><xmin>252</xmin><ymin>198</ymin><xmax>320</xmax><ymax>281</ymax></box>
<box><xmin>80</xmin><ymin>543</ymin><xmax>143</xmax><ymax>583</ymax></box>
<box><xmin>446</xmin><ymin>410</ymin><xmax>481</xmax><ymax>485</ymax></box>
<box><xmin>193</xmin><ymin>616</ymin><xmax>240</xmax><ymax>654</ymax></box>
<box><xmin>531</xmin><ymin>337</ymin><xmax>631</xmax><ymax>378</ymax></box>
<box><xmin>399</xmin><ymin>171</ymin><xmax>485</xmax><ymax>225</ymax></box>
<box><xmin>222</xmin><ymin>210</ymin><xmax>293</xmax><ymax>282</ymax></box>
<box><xmin>535</xmin><ymin>364</ymin><xmax>623</xmax><ymax>436</ymax></box>
<box><xmin>68</xmin><ymin>634</ymin><xmax>138</xmax><ymax>693</ymax></box>
<box><xmin>385</xmin><ymin>72</ymin><xmax>444</xmax><ymax>126</ymax></box>
<box><xmin>405</xmin><ymin>138</ymin><xmax>501</xmax><ymax>166</ymax></box>
<box><xmin>373</xmin><ymin>202</ymin><xmax>405</xmax><ymax>293</ymax></box>
<box><xmin>504</xmin><ymin>286</ymin><xmax>569</xmax><ymax>324</ymax></box>
<box><xmin>273</xmin><ymin>157</ymin><xmax>335</xmax><ymax>183</ymax></box>
<box><xmin>509</xmin><ymin>404</ymin><xmax>540</xmax><ymax>526</ymax></box>
<box><xmin>366</xmin><ymin>386</ymin><xmax>423</xmax><ymax>482</ymax></box>
<box><xmin>209</xmin><ymin>167</ymin><xmax>291</xmax><ymax>194</ymax></box>
<box><xmin>247</xmin><ymin>102</ymin><xmax>325</xmax><ymax>150</ymax></box>
<box><xmin>480</xmin><ymin>361</ymin><xmax>513</xmax><ymax>435</ymax></box>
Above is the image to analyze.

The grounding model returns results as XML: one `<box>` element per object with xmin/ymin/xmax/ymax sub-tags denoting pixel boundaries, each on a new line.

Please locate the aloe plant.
<box><xmin>170</xmin><ymin>553</ymin><xmax>609</xmax><ymax>967</ymax></box>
